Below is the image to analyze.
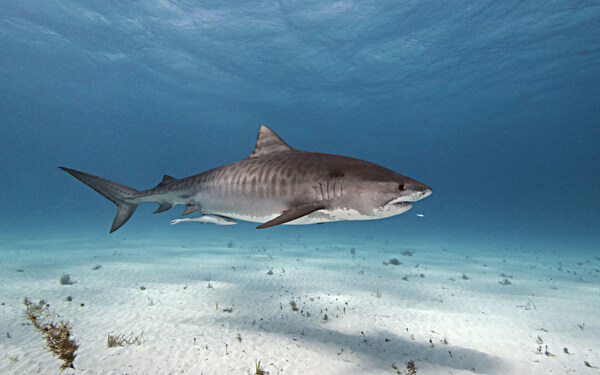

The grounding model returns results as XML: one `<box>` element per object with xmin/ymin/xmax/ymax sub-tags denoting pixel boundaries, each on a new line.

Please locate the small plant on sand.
<box><xmin>517</xmin><ymin>298</ymin><xmax>537</xmax><ymax>311</ymax></box>
<box><xmin>290</xmin><ymin>300</ymin><xmax>299</xmax><ymax>311</ymax></box>
<box><xmin>255</xmin><ymin>359</ymin><xmax>269</xmax><ymax>375</ymax></box>
<box><xmin>59</xmin><ymin>273</ymin><xmax>75</xmax><ymax>285</ymax></box>
<box><xmin>536</xmin><ymin>344</ymin><xmax>555</xmax><ymax>357</ymax></box>
<box><xmin>107</xmin><ymin>332</ymin><xmax>145</xmax><ymax>348</ymax></box>
<box><xmin>394</xmin><ymin>360</ymin><xmax>418</xmax><ymax>375</ymax></box>
<box><xmin>24</xmin><ymin>297</ymin><xmax>78</xmax><ymax>370</ymax></box>
<box><xmin>405</xmin><ymin>360</ymin><xmax>418</xmax><ymax>374</ymax></box>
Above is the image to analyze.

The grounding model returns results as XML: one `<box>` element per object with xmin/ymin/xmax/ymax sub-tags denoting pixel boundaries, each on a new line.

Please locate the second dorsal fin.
<box><xmin>247</xmin><ymin>125</ymin><xmax>293</xmax><ymax>159</ymax></box>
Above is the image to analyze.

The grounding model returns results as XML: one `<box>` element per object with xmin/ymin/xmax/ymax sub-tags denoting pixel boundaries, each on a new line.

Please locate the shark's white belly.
<box><xmin>218</xmin><ymin>207</ymin><xmax>377</xmax><ymax>225</ymax></box>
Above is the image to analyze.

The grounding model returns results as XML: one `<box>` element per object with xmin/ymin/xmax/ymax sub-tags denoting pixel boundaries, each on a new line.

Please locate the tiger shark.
<box><xmin>60</xmin><ymin>126</ymin><xmax>432</xmax><ymax>232</ymax></box>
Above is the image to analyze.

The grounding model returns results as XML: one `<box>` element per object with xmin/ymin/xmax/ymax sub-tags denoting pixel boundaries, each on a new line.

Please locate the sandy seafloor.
<box><xmin>0</xmin><ymin>231</ymin><xmax>598</xmax><ymax>375</ymax></box>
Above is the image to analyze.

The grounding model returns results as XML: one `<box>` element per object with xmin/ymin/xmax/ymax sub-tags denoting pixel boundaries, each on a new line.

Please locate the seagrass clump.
<box><xmin>59</xmin><ymin>273</ymin><xmax>75</xmax><ymax>285</ymax></box>
<box><xmin>107</xmin><ymin>332</ymin><xmax>145</xmax><ymax>348</ymax></box>
<box><xmin>24</xmin><ymin>297</ymin><xmax>78</xmax><ymax>370</ymax></box>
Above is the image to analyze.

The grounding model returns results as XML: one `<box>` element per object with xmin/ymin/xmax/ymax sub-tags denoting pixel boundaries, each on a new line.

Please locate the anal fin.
<box><xmin>153</xmin><ymin>203</ymin><xmax>174</xmax><ymax>214</ymax></box>
<box><xmin>256</xmin><ymin>203</ymin><xmax>324</xmax><ymax>229</ymax></box>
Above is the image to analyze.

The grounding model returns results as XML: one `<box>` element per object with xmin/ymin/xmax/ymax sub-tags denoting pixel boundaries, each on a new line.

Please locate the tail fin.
<box><xmin>59</xmin><ymin>167</ymin><xmax>141</xmax><ymax>233</ymax></box>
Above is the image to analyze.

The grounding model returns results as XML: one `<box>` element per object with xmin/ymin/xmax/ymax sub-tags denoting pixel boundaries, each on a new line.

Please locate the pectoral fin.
<box><xmin>256</xmin><ymin>203</ymin><xmax>324</xmax><ymax>229</ymax></box>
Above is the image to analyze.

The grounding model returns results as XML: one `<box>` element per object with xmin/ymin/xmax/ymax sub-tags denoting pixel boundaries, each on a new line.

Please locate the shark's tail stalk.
<box><xmin>59</xmin><ymin>167</ymin><xmax>141</xmax><ymax>233</ymax></box>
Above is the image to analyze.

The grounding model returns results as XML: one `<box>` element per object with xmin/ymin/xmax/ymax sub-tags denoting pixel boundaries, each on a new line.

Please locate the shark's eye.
<box><xmin>398</xmin><ymin>184</ymin><xmax>406</xmax><ymax>191</ymax></box>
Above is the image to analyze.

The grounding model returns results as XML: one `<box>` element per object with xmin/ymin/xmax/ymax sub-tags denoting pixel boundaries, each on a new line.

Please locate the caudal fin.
<box><xmin>59</xmin><ymin>167</ymin><xmax>141</xmax><ymax>233</ymax></box>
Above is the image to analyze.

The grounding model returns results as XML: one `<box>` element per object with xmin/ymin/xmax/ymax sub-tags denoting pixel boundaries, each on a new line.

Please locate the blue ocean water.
<box><xmin>0</xmin><ymin>2</ymin><xmax>598</xmax><ymax>251</ymax></box>
<box><xmin>2</xmin><ymin>1</ymin><xmax>598</xmax><ymax>251</ymax></box>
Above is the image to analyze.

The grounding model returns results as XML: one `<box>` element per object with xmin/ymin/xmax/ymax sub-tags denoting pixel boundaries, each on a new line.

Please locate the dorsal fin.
<box><xmin>154</xmin><ymin>175</ymin><xmax>176</xmax><ymax>189</ymax></box>
<box><xmin>247</xmin><ymin>125</ymin><xmax>293</xmax><ymax>159</ymax></box>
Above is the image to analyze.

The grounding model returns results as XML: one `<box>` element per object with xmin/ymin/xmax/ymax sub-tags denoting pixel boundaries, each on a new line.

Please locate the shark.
<box><xmin>60</xmin><ymin>126</ymin><xmax>432</xmax><ymax>232</ymax></box>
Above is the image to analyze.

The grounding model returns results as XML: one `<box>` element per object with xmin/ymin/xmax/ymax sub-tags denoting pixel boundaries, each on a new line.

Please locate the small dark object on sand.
<box><xmin>499</xmin><ymin>278</ymin><xmax>512</xmax><ymax>286</ymax></box>
<box><xmin>66</xmin><ymin>296</ymin><xmax>72</xmax><ymax>302</ymax></box>
<box><xmin>401</xmin><ymin>250</ymin><xmax>414</xmax><ymax>256</ymax></box>
<box><xmin>384</xmin><ymin>258</ymin><xmax>401</xmax><ymax>266</ymax></box>
<box><xmin>92</xmin><ymin>265</ymin><xmax>102</xmax><ymax>270</ymax></box>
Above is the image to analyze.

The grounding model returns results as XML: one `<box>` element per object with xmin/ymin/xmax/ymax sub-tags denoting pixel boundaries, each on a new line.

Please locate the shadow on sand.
<box><xmin>224</xmin><ymin>314</ymin><xmax>512</xmax><ymax>374</ymax></box>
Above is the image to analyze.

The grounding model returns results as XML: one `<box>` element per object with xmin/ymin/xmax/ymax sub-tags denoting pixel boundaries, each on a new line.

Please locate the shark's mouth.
<box><xmin>377</xmin><ymin>200</ymin><xmax>412</xmax><ymax>216</ymax></box>
<box><xmin>393</xmin><ymin>201</ymin><xmax>412</xmax><ymax>208</ymax></box>
<box><xmin>381</xmin><ymin>197</ymin><xmax>413</xmax><ymax>210</ymax></box>
<box><xmin>384</xmin><ymin>196</ymin><xmax>413</xmax><ymax>207</ymax></box>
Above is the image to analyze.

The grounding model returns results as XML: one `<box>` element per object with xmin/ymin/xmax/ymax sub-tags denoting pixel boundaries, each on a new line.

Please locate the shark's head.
<box><xmin>340</xmin><ymin>161</ymin><xmax>432</xmax><ymax>220</ymax></box>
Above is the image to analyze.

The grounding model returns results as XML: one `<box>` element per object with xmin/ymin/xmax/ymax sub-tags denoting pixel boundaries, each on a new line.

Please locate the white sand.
<box><xmin>0</xmin><ymin>232</ymin><xmax>598</xmax><ymax>374</ymax></box>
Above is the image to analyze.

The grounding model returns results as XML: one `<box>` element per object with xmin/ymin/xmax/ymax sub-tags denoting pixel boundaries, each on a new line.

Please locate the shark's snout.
<box><xmin>402</xmin><ymin>183</ymin><xmax>432</xmax><ymax>202</ymax></box>
<box><xmin>420</xmin><ymin>187</ymin><xmax>433</xmax><ymax>200</ymax></box>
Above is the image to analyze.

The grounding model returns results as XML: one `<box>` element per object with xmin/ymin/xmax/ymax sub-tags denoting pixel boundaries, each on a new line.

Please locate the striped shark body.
<box><xmin>60</xmin><ymin>126</ymin><xmax>432</xmax><ymax>232</ymax></box>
